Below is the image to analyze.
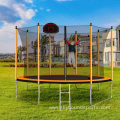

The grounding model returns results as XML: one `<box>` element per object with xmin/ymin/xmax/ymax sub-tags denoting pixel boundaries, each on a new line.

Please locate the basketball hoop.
<box><xmin>43</xmin><ymin>23</ymin><xmax>59</xmax><ymax>33</ymax></box>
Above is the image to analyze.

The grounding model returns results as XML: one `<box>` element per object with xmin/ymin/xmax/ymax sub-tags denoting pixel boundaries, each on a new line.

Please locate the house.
<box><xmin>102</xmin><ymin>29</ymin><xmax>117</xmax><ymax>66</ymax></box>
<box><xmin>59</xmin><ymin>29</ymin><xmax>119</xmax><ymax>66</ymax></box>
<box><xmin>116</xmin><ymin>25</ymin><xmax>120</xmax><ymax>51</ymax></box>
<box><xmin>39</xmin><ymin>27</ymin><xmax>120</xmax><ymax>66</ymax></box>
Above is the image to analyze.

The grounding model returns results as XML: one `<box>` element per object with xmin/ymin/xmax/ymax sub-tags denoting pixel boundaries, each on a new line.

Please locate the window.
<box><xmin>113</xmin><ymin>39</ymin><xmax>116</xmax><ymax>47</ymax></box>
<box><xmin>105</xmin><ymin>40</ymin><xmax>111</xmax><ymax>47</ymax></box>
<box><xmin>105</xmin><ymin>39</ymin><xmax>116</xmax><ymax>47</ymax></box>
<box><xmin>105</xmin><ymin>52</ymin><xmax>109</xmax><ymax>62</ymax></box>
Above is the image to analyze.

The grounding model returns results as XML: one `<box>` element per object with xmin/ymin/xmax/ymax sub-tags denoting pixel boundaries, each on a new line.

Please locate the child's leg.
<box><xmin>68</xmin><ymin>53</ymin><xmax>72</xmax><ymax>65</ymax></box>
<box><xmin>71</xmin><ymin>52</ymin><xmax>75</xmax><ymax>68</ymax></box>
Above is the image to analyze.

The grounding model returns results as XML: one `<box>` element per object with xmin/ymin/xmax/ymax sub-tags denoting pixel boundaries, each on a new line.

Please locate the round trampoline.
<box><xmin>15</xmin><ymin>23</ymin><xmax>113</xmax><ymax>108</ymax></box>
<box><xmin>17</xmin><ymin>75</ymin><xmax>111</xmax><ymax>84</ymax></box>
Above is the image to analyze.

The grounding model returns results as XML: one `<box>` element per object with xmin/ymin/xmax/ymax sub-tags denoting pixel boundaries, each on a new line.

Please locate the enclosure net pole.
<box><xmin>49</xmin><ymin>33</ymin><xmax>51</xmax><ymax>75</ymax></box>
<box><xmin>111</xmin><ymin>26</ymin><xmax>113</xmax><ymax>81</ymax></box>
<box><xmin>97</xmin><ymin>30</ymin><xmax>100</xmax><ymax>76</ymax></box>
<box><xmin>37</xmin><ymin>23</ymin><xmax>40</xmax><ymax>104</ymax></box>
<box><xmin>26</xmin><ymin>30</ymin><xmax>29</xmax><ymax>76</ymax></box>
<box><xmin>37</xmin><ymin>23</ymin><xmax>40</xmax><ymax>84</ymax></box>
<box><xmin>90</xmin><ymin>23</ymin><xmax>93</xmax><ymax>84</ymax></box>
<box><xmin>111</xmin><ymin>26</ymin><xmax>113</xmax><ymax>98</ymax></box>
<box><xmin>75</xmin><ymin>31</ymin><xmax>78</xmax><ymax>75</ymax></box>
<box><xmin>64</xmin><ymin>26</ymin><xmax>67</xmax><ymax>80</ymax></box>
<box><xmin>26</xmin><ymin>30</ymin><xmax>29</xmax><ymax>90</ymax></box>
<box><xmin>90</xmin><ymin>23</ymin><xmax>92</xmax><ymax>105</ymax></box>
<box><xmin>15</xmin><ymin>26</ymin><xmax>18</xmax><ymax>99</ymax></box>
<box><xmin>97</xmin><ymin>30</ymin><xmax>100</xmax><ymax>90</ymax></box>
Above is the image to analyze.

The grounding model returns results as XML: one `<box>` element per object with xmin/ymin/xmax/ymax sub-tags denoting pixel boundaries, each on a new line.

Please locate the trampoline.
<box><xmin>15</xmin><ymin>23</ymin><xmax>113</xmax><ymax>110</ymax></box>
<box><xmin>17</xmin><ymin>75</ymin><xmax>111</xmax><ymax>84</ymax></box>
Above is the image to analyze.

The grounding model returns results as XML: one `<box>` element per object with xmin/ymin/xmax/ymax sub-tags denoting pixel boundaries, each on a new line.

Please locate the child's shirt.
<box><xmin>69</xmin><ymin>44</ymin><xmax>75</xmax><ymax>52</ymax></box>
<box><xmin>66</xmin><ymin>40</ymin><xmax>80</xmax><ymax>52</ymax></box>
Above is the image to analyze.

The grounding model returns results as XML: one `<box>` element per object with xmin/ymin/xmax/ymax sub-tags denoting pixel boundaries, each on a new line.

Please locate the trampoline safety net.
<box><xmin>17</xmin><ymin>24</ymin><xmax>111</xmax><ymax>80</ymax></box>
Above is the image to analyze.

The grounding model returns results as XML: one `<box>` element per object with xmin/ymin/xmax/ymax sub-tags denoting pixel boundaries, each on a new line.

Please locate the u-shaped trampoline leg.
<box><xmin>90</xmin><ymin>84</ymin><xmax>92</xmax><ymax>105</ymax></box>
<box><xmin>59</xmin><ymin>84</ymin><xmax>61</xmax><ymax>111</ymax></box>
<box><xmin>69</xmin><ymin>84</ymin><xmax>71</xmax><ymax>111</ymax></box>
<box><xmin>111</xmin><ymin>81</ymin><xmax>113</xmax><ymax>98</ymax></box>
<box><xmin>38</xmin><ymin>84</ymin><xmax>40</xmax><ymax>105</ymax></box>
<box><xmin>16</xmin><ymin>80</ymin><xmax>18</xmax><ymax>99</ymax></box>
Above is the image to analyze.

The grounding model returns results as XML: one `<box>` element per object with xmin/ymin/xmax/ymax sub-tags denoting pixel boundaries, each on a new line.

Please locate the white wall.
<box><xmin>102</xmin><ymin>30</ymin><xmax>117</xmax><ymax>65</ymax></box>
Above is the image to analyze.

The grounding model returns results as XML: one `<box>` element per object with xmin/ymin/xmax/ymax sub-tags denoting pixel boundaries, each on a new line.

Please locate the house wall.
<box><xmin>59</xmin><ymin>30</ymin><xmax>118</xmax><ymax>66</ymax></box>
<box><xmin>102</xmin><ymin>30</ymin><xmax>117</xmax><ymax>65</ymax></box>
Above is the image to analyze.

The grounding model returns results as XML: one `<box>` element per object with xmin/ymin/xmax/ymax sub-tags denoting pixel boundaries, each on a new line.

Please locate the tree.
<box><xmin>69</xmin><ymin>34</ymin><xmax>81</xmax><ymax>42</ymax></box>
<box><xmin>40</xmin><ymin>35</ymin><xmax>49</xmax><ymax>62</ymax></box>
<box><xmin>31</xmin><ymin>35</ymin><xmax>49</xmax><ymax>62</ymax></box>
<box><xmin>69</xmin><ymin>34</ymin><xmax>89</xmax><ymax>42</ymax></box>
<box><xmin>116</xmin><ymin>25</ymin><xmax>120</xmax><ymax>30</ymax></box>
<box><xmin>31</xmin><ymin>40</ymin><xmax>37</xmax><ymax>62</ymax></box>
<box><xmin>17</xmin><ymin>46</ymin><xmax>25</xmax><ymax>62</ymax></box>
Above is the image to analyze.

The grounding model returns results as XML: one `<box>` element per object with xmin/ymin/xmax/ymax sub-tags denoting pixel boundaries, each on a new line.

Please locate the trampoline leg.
<box><xmin>16</xmin><ymin>80</ymin><xmax>18</xmax><ymax>99</ymax></box>
<box><xmin>98</xmin><ymin>83</ymin><xmax>100</xmax><ymax>91</ymax></box>
<box><xmin>69</xmin><ymin>84</ymin><xmax>71</xmax><ymax>111</ymax></box>
<box><xmin>59</xmin><ymin>84</ymin><xmax>71</xmax><ymax>111</ymax></box>
<box><xmin>111</xmin><ymin>81</ymin><xmax>113</xmax><ymax>98</ymax></box>
<box><xmin>38</xmin><ymin>84</ymin><xmax>40</xmax><ymax>105</ymax></box>
<box><xmin>59</xmin><ymin>84</ymin><xmax>61</xmax><ymax>111</ymax></box>
<box><xmin>90</xmin><ymin>84</ymin><xmax>92</xmax><ymax>105</ymax></box>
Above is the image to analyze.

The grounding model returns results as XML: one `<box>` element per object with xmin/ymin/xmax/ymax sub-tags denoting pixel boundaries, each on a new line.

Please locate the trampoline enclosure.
<box><xmin>17</xmin><ymin>24</ymin><xmax>111</xmax><ymax>81</ymax></box>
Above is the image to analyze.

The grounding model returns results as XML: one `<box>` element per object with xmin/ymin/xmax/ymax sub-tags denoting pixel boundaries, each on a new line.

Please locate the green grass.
<box><xmin>0</xmin><ymin>62</ymin><xmax>120</xmax><ymax>120</ymax></box>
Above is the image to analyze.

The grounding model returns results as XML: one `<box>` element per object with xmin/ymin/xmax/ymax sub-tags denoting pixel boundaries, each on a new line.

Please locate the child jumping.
<box><xmin>65</xmin><ymin>38</ymin><xmax>80</xmax><ymax>69</ymax></box>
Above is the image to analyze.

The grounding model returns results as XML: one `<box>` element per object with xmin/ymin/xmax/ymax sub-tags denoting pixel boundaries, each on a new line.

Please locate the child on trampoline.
<box><xmin>65</xmin><ymin>38</ymin><xmax>80</xmax><ymax>69</ymax></box>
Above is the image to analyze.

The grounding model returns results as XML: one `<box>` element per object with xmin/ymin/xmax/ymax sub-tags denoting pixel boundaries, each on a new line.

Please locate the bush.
<box><xmin>0</xmin><ymin>58</ymin><xmax>15</xmax><ymax>62</ymax></box>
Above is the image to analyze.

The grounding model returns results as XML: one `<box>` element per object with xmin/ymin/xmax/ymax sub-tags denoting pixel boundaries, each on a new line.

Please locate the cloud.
<box><xmin>56</xmin><ymin>0</ymin><xmax>72</xmax><ymax>2</ymax></box>
<box><xmin>0</xmin><ymin>0</ymin><xmax>33</xmax><ymax>7</ymax></box>
<box><xmin>40</xmin><ymin>7</ymin><xmax>44</xmax><ymax>10</ymax></box>
<box><xmin>104</xmin><ymin>19</ymin><xmax>120</xmax><ymax>28</ymax></box>
<box><xmin>0</xmin><ymin>1</ymin><xmax>35</xmax><ymax>23</ymax></box>
<box><xmin>40</xmin><ymin>8</ymin><xmax>51</xmax><ymax>12</ymax></box>
<box><xmin>0</xmin><ymin>0</ymin><xmax>11</xmax><ymax>7</ymax></box>
<box><xmin>0</xmin><ymin>0</ymin><xmax>36</xmax><ymax>53</ymax></box>
<box><xmin>46</xmin><ymin>9</ymin><xmax>51</xmax><ymax>12</ymax></box>
<box><xmin>35</xmin><ymin>9</ymin><xmax>38</xmax><ymax>12</ymax></box>
<box><xmin>0</xmin><ymin>6</ymin><xmax>20</xmax><ymax>23</ymax></box>
<box><xmin>24</xmin><ymin>0</ymin><xmax>33</xmax><ymax>3</ymax></box>
<box><xmin>0</xmin><ymin>21</ymin><xmax>23</xmax><ymax>53</ymax></box>
<box><xmin>13</xmin><ymin>4</ymin><xmax>35</xmax><ymax>21</ymax></box>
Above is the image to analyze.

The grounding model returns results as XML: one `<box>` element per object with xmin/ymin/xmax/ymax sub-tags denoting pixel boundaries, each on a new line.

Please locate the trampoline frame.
<box><xmin>15</xmin><ymin>23</ymin><xmax>113</xmax><ymax>110</ymax></box>
<box><xmin>17</xmin><ymin>75</ymin><xmax>111</xmax><ymax>84</ymax></box>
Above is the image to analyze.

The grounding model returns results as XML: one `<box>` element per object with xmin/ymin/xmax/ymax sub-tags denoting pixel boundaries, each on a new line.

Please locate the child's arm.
<box><xmin>74</xmin><ymin>40</ymin><xmax>80</xmax><ymax>46</ymax></box>
<box><xmin>64</xmin><ymin>39</ymin><xmax>70</xmax><ymax>45</ymax></box>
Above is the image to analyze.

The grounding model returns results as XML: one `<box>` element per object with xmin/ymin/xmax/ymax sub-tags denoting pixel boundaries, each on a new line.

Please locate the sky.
<box><xmin>0</xmin><ymin>0</ymin><xmax>120</xmax><ymax>53</ymax></box>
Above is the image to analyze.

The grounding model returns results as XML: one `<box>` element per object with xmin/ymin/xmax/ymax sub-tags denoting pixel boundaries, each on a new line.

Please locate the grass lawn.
<box><xmin>0</xmin><ymin>62</ymin><xmax>120</xmax><ymax>120</ymax></box>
